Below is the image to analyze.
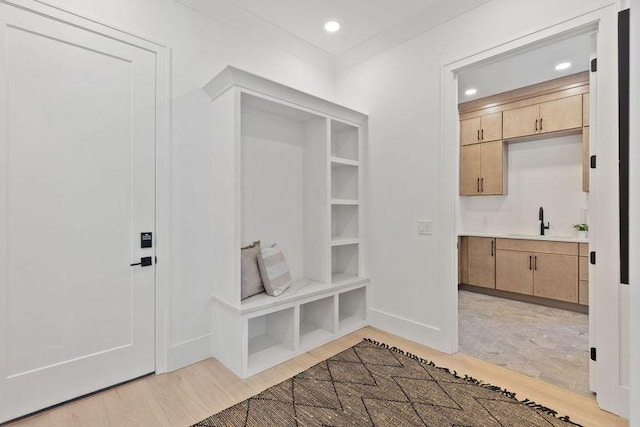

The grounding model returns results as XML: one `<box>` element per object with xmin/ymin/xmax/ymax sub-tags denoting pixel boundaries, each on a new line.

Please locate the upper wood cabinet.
<box><xmin>539</xmin><ymin>95</ymin><xmax>583</xmax><ymax>134</ymax></box>
<box><xmin>460</xmin><ymin>141</ymin><xmax>505</xmax><ymax>196</ymax></box>
<box><xmin>583</xmin><ymin>92</ymin><xmax>590</xmax><ymax>126</ymax></box>
<box><xmin>480</xmin><ymin>141</ymin><xmax>504</xmax><ymax>195</ymax></box>
<box><xmin>459</xmin><ymin>73</ymin><xmax>589</xmax><ymax>198</ymax></box>
<box><xmin>460</xmin><ymin>112</ymin><xmax>502</xmax><ymax>145</ymax></box>
<box><xmin>460</xmin><ymin>144</ymin><xmax>481</xmax><ymax>196</ymax></box>
<box><xmin>466</xmin><ymin>237</ymin><xmax>496</xmax><ymax>288</ymax></box>
<box><xmin>503</xmin><ymin>104</ymin><xmax>540</xmax><ymax>139</ymax></box>
<box><xmin>503</xmin><ymin>95</ymin><xmax>583</xmax><ymax>140</ymax></box>
<box><xmin>460</xmin><ymin>117</ymin><xmax>481</xmax><ymax>146</ymax></box>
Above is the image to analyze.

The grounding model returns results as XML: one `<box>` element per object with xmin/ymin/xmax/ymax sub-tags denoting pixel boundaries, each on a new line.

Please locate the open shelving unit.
<box><xmin>299</xmin><ymin>297</ymin><xmax>334</xmax><ymax>348</ymax></box>
<box><xmin>204</xmin><ymin>66</ymin><xmax>368</xmax><ymax>378</ymax></box>
<box><xmin>247</xmin><ymin>308</ymin><xmax>295</xmax><ymax>372</ymax></box>
<box><xmin>339</xmin><ymin>287</ymin><xmax>367</xmax><ymax>333</ymax></box>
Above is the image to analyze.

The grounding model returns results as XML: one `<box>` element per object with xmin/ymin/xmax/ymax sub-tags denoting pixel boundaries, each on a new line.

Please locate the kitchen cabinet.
<box><xmin>539</xmin><ymin>95</ymin><xmax>583</xmax><ymax>134</ymax></box>
<box><xmin>579</xmin><ymin>243</ymin><xmax>589</xmax><ymax>305</ymax></box>
<box><xmin>466</xmin><ymin>237</ymin><xmax>496</xmax><ymax>289</ymax></box>
<box><xmin>460</xmin><ymin>112</ymin><xmax>502</xmax><ymax>145</ymax></box>
<box><xmin>460</xmin><ymin>237</ymin><xmax>582</xmax><ymax>304</ymax></box>
<box><xmin>496</xmin><ymin>249</ymin><xmax>534</xmax><ymax>295</ymax></box>
<box><xmin>583</xmin><ymin>93</ymin><xmax>590</xmax><ymax>126</ymax></box>
<box><xmin>460</xmin><ymin>141</ymin><xmax>505</xmax><ymax>196</ymax></box>
<box><xmin>495</xmin><ymin>238</ymin><xmax>579</xmax><ymax>303</ymax></box>
<box><xmin>503</xmin><ymin>104</ymin><xmax>540</xmax><ymax>139</ymax></box>
<box><xmin>533</xmin><ymin>253</ymin><xmax>578</xmax><ymax>302</ymax></box>
<box><xmin>502</xmin><ymin>95</ymin><xmax>583</xmax><ymax>140</ymax></box>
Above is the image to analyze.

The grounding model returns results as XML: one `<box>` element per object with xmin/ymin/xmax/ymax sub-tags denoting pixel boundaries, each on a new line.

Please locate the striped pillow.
<box><xmin>257</xmin><ymin>244</ymin><xmax>292</xmax><ymax>296</ymax></box>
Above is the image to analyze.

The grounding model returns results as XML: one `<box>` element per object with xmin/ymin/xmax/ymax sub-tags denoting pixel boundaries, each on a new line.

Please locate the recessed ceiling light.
<box><xmin>465</xmin><ymin>88</ymin><xmax>477</xmax><ymax>96</ymax></box>
<box><xmin>324</xmin><ymin>21</ymin><xmax>340</xmax><ymax>33</ymax></box>
<box><xmin>555</xmin><ymin>62</ymin><xmax>572</xmax><ymax>71</ymax></box>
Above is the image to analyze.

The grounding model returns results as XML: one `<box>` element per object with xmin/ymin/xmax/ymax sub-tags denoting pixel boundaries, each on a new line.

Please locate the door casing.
<box><xmin>441</xmin><ymin>4</ymin><xmax>628</xmax><ymax>418</ymax></box>
<box><xmin>1</xmin><ymin>0</ymin><xmax>172</xmax><ymax>375</ymax></box>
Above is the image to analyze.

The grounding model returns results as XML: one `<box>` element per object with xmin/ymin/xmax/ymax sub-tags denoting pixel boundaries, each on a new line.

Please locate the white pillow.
<box><xmin>257</xmin><ymin>244</ymin><xmax>292</xmax><ymax>297</ymax></box>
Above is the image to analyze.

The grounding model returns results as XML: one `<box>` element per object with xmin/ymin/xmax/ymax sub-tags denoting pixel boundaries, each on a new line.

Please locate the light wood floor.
<box><xmin>5</xmin><ymin>327</ymin><xmax>627</xmax><ymax>427</ymax></box>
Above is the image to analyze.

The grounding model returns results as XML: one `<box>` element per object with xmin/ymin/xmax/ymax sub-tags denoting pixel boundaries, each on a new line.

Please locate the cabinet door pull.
<box><xmin>477</xmin><ymin>178</ymin><xmax>480</xmax><ymax>193</ymax></box>
<box><xmin>481</xmin><ymin>128</ymin><xmax>484</xmax><ymax>140</ymax></box>
<box><xmin>535</xmin><ymin>119</ymin><xmax>538</xmax><ymax>131</ymax></box>
<box><xmin>491</xmin><ymin>240</ymin><xmax>494</xmax><ymax>257</ymax></box>
<box><xmin>534</xmin><ymin>255</ymin><xmax>538</xmax><ymax>270</ymax></box>
<box><xmin>540</xmin><ymin>118</ymin><xmax>543</xmax><ymax>131</ymax></box>
<box><xmin>480</xmin><ymin>177</ymin><xmax>484</xmax><ymax>192</ymax></box>
<box><xmin>529</xmin><ymin>255</ymin><xmax>532</xmax><ymax>270</ymax></box>
<box><xmin>477</xmin><ymin>129</ymin><xmax>480</xmax><ymax>140</ymax></box>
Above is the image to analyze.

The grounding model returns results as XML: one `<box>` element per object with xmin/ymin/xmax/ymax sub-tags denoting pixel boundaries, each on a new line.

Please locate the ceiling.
<box><xmin>224</xmin><ymin>0</ymin><xmax>490</xmax><ymax>56</ymax></box>
<box><xmin>457</xmin><ymin>33</ymin><xmax>592</xmax><ymax>103</ymax></box>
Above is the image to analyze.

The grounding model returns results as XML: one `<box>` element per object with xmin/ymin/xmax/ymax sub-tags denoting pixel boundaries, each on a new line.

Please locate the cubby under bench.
<box><xmin>212</xmin><ymin>276</ymin><xmax>368</xmax><ymax>379</ymax></box>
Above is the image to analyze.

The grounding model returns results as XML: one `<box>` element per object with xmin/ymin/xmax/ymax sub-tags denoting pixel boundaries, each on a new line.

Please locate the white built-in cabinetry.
<box><xmin>203</xmin><ymin>67</ymin><xmax>368</xmax><ymax>378</ymax></box>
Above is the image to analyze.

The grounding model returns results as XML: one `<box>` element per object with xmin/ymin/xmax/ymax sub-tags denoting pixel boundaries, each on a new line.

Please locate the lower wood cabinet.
<box><xmin>462</xmin><ymin>236</ymin><xmax>584</xmax><ymax>306</ymax></box>
<box><xmin>533</xmin><ymin>253</ymin><xmax>578</xmax><ymax>302</ymax></box>
<box><xmin>495</xmin><ymin>239</ymin><xmax>579</xmax><ymax>303</ymax></box>
<box><xmin>467</xmin><ymin>237</ymin><xmax>495</xmax><ymax>288</ymax></box>
<box><xmin>496</xmin><ymin>249</ymin><xmax>533</xmax><ymax>295</ymax></box>
<box><xmin>579</xmin><ymin>243</ymin><xmax>589</xmax><ymax>305</ymax></box>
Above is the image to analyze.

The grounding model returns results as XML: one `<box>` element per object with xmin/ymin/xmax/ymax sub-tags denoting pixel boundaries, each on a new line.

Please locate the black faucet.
<box><xmin>539</xmin><ymin>207</ymin><xmax>550</xmax><ymax>236</ymax></box>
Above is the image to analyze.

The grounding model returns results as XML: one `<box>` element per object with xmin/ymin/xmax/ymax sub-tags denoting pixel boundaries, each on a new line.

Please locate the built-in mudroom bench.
<box><xmin>204</xmin><ymin>67</ymin><xmax>369</xmax><ymax>378</ymax></box>
<box><xmin>459</xmin><ymin>234</ymin><xmax>589</xmax><ymax>313</ymax></box>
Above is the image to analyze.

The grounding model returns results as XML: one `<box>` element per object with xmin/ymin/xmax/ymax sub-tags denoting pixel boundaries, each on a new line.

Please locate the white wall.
<box><xmin>461</xmin><ymin>134</ymin><xmax>588</xmax><ymax>237</ymax></box>
<box><xmin>629</xmin><ymin>0</ymin><xmax>639</xmax><ymax>425</ymax></box>
<box><xmin>41</xmin><ymin>0</ymin><xmax>335</xmax><ymax>371</ymax></box>
<box><xmin>335</xmin><ymin>0</ymin><xmax>620</xmax><ymax>359</ymax></box>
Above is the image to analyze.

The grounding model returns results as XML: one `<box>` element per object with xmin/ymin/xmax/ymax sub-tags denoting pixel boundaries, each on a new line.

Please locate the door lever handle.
<box><xmin>131</xmin><ymin>256</ymin><xmax>153</xmax><ymax>267</ymax></box>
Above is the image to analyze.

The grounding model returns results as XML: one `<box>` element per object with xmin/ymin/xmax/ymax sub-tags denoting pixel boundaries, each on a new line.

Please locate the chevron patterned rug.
<box><xmin>194</xmin><ymin>339</ymin><xmax>581</xmax><ymax>427</ymax></box>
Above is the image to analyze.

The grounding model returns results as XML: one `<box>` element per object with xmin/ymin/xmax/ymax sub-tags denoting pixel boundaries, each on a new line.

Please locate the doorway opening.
<box><xmin>454</xmin><ymin>32</ymin><xmax>595</xmax><ymax>396</ymax></box>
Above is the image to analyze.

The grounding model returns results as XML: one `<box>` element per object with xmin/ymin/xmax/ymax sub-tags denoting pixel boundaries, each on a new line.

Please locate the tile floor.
<box><xmin>458</xmin><ymin>290</ymin><xmax>591</xmax><ymax>395</ymax></box>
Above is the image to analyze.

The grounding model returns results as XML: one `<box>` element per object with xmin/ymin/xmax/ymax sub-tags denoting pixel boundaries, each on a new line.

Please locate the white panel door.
<box><xmin>0</xmin><ymin>4</ymin><xmax>156</xmax><ymax>423</ymax></box>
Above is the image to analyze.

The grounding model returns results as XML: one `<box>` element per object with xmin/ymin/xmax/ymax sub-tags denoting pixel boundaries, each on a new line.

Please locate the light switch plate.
<box><xmin>418</xmin><ymin>220</ymin><xmax>432</xmax><ymax>235</ymax></box>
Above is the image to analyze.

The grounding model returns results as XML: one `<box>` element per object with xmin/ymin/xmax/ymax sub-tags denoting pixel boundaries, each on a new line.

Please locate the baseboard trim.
<box><xmin>459</xmin><ymin>284</ymin><xmax>589</xmax><ymax>314</ymax></box>
<box><xmin>166</xmin><ymin>333</ymin><xmax>214</xmax><ymax>372</ymax></box>
<box><xmin>367</xmin><ymin>308</ymin><xmax>443</xmax><ymax>351</ymax></box>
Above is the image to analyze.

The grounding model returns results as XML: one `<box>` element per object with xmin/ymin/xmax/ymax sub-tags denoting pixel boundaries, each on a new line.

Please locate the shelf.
<box><xmin>331</xmin><ymin>238</ymin><xmax>359</xmax><ymax>247</ymax></box>
<box><xmin>247</xmin><ymin>308</ymin><xmax>295</xmax><ymax>371</ymax></box>
<box><xmin>206</xmin><ymin>67</ymin><xmax>368</xmax><ymax>380</ymax></box>
<box><xmin>331</xmin><ymin>120</ymin><xmax>359</xmax><ymax>161</ymax></box>
<box><xmin>332</xmin><ymin>204</ymin><xmax>358</xmax><ymax>241</ymax></box>
<box><xmin>331</xmin><ymin>199</ymin><xmax>359</xmax><ymax>205</ymax></box>
<box><xmin>332</xmin><ymin>245</ymin><xmax>359</xmax><ymax>278</ymax></box>
<box><xmin>331</xmin><ymin>272</ymin><xmax>360</xmax><ymax>284</ymax></box>
<box><xmin>331</xmin><ymin>162</ymin><xmax>358</xmax><ymax>200</ymax></box>
<box><xmin>247</xmin><ymin>341</ymin><xmax>293</xmax><ymax>373</ymax></box>
<box><xmin>331</xmin><ymin>157</ymin><xmax>359</xmax><ymax>167</ymax></box>
<box><xmin>338</xmin><ymin>287</ymin><xmax>367</xmax><ymax>333</ymax></box>
<box><xmin>299</xmin><ymin>297</ymin><xmax>335</xmax><ymax>348</ymax></box>
<box><xmin>217</xmin><ymin>276</ymin><xmax>367</xmax><ymax>315</ymax></box>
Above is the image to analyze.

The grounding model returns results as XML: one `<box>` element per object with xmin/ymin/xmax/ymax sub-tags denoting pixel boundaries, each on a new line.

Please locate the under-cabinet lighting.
<box><xmin>464</xmin><ymin>88</ymin><xmax>477</xmax><ymax>96</ymax></box>
<box><xmin>555</xmin><ymin>62</ymin><xmax>572</xmax><ymax>71</ymax></box>
<box><xmin>324</xmin><ymin>21</ymin><xmax>341</xmax><ymax>33</ymax></box>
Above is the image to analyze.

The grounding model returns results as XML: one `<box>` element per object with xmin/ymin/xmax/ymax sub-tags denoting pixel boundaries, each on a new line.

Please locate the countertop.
<box><xmin>459</xmin><ymin>231</ymin><xmax>588</xmax><ymax>244</ymax></box>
